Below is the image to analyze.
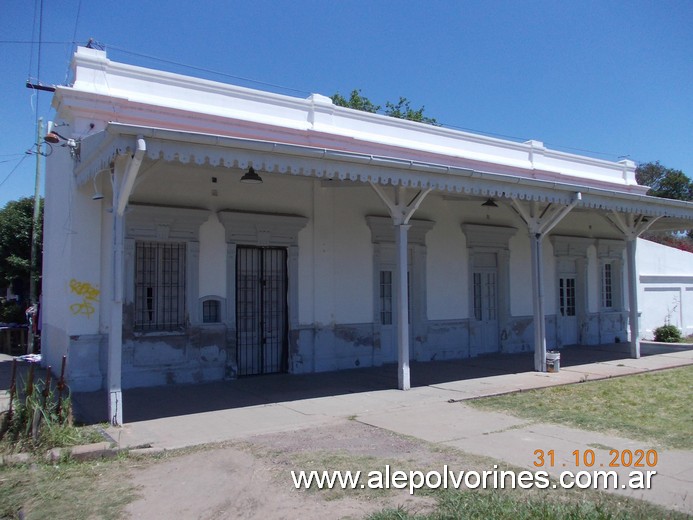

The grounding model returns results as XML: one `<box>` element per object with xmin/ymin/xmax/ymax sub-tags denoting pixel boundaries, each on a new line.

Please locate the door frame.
<box><xmin>462</xmin><ymin>224</ymin><xmax>516</xmax><ymax>355</ymax></box>
<box><xmin>220</xmin><ymin>211</ymin><xmax>307</xmax><ymax>377</ymax></box>
<box><xmin>550</xmin><ymin>236</ymin><xmax>593</xmax><ymax>347</ymax></box>
<box><xmin>472</xmin><ymin>261</ymin><xmax>500</xmax><ymax>354</ymax></box>
<box><xmin>235</xmin><ymin>245</ymin><xmax>289</xmax><ymax>376</ymax></box>
<box><xmin>557</xmin><ymin>273</ymin><xmax>579</xmax><ymax>346</ymax></box>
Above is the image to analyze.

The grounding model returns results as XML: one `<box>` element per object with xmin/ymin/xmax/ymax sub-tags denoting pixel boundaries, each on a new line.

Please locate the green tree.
<box><xmin>0</xmin><ymin>197</ymin><xmax>43</xmax><ymax>300</ymax></box>
<box><xmin>331</xmin><ymin>90</ymin><xmax>438</xmax><ymax>125</ymax></box>
<box><xmin>331</xmin><ymin>89</ymin><xmax>380</xmax><ymax>113</ymax></box>
<box><xmin>635</xmin><ymin>162</ymin><xmax>693</xmax><ymax>246</ymax></box>
<box><xmin>635</xmin><ymin>161</ymin><xmax>693</xmax><ymax>201</ymax></box>
<box><xmin>384</xmin><ymin>97</ymin><xmax>438</xmax><ymax>125</ymax></box>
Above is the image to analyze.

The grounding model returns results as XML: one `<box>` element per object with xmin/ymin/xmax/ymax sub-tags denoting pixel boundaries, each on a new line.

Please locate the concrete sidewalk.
<box><xmin>105</xmin><ymin>346</ymin><xmax>693</xmax><ymax>449</ymax></box>
<box><xmin>102</xmin><ymin>346</ymin><xmax>693</xmax><ymax>514</ymax></box>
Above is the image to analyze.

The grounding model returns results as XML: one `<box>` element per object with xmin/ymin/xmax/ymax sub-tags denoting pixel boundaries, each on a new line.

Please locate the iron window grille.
<box><xmin>202</xmin><ymin>299</ymin><xmax>221</xmax><ymax>323</ymax></box>
<box><xmin>135</xmin><ymin>241</ymin><xmax>186</xmax><ymax>332</ymax></box>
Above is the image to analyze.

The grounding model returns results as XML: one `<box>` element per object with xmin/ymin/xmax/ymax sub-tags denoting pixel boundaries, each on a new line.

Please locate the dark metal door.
<box><xmin>236</xmin><ymin>246</ymin><xmax>288</xmax><ymax>376</ymax></box>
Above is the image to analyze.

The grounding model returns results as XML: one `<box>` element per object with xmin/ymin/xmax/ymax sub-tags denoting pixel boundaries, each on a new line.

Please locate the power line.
<box><xmin>64</xmin><ymin>0</ymin><xmax>82</xmax><ymax>84</ymax></box>
<box><xmin>0</xmin><ymin>40</ymin><xmax>75</xmax><ymax>44</ymax></box>
<box><xmin>107</xmin><ymin>44</ymin><xmax>312</xmax><ymax>96</ymax></box>
<box><xmin>0</xmin><ymin>155</ymin><xmax>29</xmax><ymax>189</ymax></box>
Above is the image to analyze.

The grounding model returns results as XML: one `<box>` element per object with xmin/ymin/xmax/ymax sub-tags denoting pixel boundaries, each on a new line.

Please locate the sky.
<box><xmin>1</xmin><ymin>0</ymin><xmax>692</xmax><ymax>208</ymax></box>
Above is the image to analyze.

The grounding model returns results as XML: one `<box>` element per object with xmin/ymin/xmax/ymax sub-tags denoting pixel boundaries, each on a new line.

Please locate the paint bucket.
<box><xmin>546</xmin><ymin>351</ymin><xmax>560</xmax><ymax>373</ymax></box>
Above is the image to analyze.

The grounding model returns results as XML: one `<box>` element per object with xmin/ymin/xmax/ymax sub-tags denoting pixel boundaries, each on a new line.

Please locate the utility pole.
<box><xmin>28</xmin><ymin>117</ymin><xmax>43</xmax><ymax>354</ymax></box>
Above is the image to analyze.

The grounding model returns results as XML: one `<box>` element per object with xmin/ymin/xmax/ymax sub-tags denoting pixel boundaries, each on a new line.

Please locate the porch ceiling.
<box><xmin>74</xmin><ymin>122</ymin><xmax>693</xmax><ymax>225</ymax></box>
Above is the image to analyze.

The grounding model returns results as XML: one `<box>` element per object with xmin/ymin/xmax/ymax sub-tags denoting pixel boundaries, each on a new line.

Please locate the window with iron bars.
<box><xmin>135</xmin><ymin>241</ymin><xmax>187</xmax><ymax>331</ymax></box>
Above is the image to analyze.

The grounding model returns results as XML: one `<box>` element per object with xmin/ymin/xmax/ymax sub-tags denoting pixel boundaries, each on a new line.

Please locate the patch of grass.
<box><xmin>468</xmin><ymin>366</ymin><xmax>693</xmax><ymax>449</ymax></box>
<box><xmin>0</xmin><ymin>424</ymin><xmax>106</xmax><ymax>454</ymax></box>
<box><xmin>0</xmin><ymin>421</ymin><xmax>106</xmax><ymax>455</ymax></box>
<box><xmin>367</xmin><ymin>488</ymin><xmax>689</xmax><ymax>520</ymax></box>
<box><xmin>0</xmin><ymin>458</ymin><xmax>139</xmax><ymax>519</ymax></box>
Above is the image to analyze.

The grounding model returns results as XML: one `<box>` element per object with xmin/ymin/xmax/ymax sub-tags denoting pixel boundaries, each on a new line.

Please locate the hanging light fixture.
<box><xmin>240</xmin><ymin>166</ymin><xmax>263</xmax><ymax>184</ymax></box>
<box><xmin>92</xmin><ymin>175</ymin><xmax>104</xmax><ymax>200</ymax></box>
<box><xmin>91</xmin><ymin>167</ymin><xmax>111</xmax><ymax>201</ymax></box>
<box><xmin>44</xmin><ymin>121</ymin><xmax>68</xmax><ymax>144</ymax></box>
<box><xmin>481</xmin><ymin>198</ymin><xmax>498</xmax><ymax>207</ymax></box>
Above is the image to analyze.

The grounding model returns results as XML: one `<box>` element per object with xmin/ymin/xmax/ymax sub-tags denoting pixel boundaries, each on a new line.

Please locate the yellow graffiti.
<box><xmin>69</xmin><ymin>279</ymin><xmax>100</xmax><ymax>318</ymax></box>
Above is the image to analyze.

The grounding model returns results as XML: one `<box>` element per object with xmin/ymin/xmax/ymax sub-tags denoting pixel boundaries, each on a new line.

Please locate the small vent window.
<box><xmin>202</xmin><ymin>299</ymin><xmax>221</xmax><ymax>323</ymax></box>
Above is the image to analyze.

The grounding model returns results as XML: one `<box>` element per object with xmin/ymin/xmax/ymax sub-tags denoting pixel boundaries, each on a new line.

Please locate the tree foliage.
<box><xmin>331</xmin><ymin>89</ymin><xmax>380</xmax><ymax>114</ymax></box>
<box><xmin>0</xmin><ymin>197</ymin><xmax>43</xmax><ymax>299</ymax></box>
<box><xmin>331</xmin><ymin>89</ymin><xmax>438</xmax><ymax>125</ymax></box>
<box><xmin>635</xmin><ymin>161</ymin><xmax>693</xmax><ymax>247</ymax></box>
<box><xmin>635</xmin><ymin>161</ymin><xmax>693</xmax><ymax>201</ymax></box>
<box><xmin>384</xmin><ymin>97</ymin><xmax>438</xmax><ymax>125</ymax></box>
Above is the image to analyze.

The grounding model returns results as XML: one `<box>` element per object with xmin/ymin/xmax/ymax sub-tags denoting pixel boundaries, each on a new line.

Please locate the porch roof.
<box><xmin>75</xmin><ymin>122</ymin><xmax>693</xmax><ymax>231</ymax></box>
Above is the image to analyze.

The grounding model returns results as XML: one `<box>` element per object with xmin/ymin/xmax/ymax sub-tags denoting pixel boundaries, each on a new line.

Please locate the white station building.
<box><xmin>42</xmin><ymin>47</ymin><xmax>693</xmax><ymax>425</ymax></box>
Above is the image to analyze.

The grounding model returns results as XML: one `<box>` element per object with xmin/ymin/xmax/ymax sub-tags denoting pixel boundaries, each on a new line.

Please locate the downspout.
<box><xmin>107</xmin><ymin>136</ymin><xmax>146</xmax><ymax>426</ymax></box>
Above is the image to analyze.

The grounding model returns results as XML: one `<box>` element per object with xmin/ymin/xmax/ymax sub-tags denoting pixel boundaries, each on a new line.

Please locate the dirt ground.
<box><xmin>123</xmin><ymin>419</ymin><xmax>482</xmax><ymax>520</ymax></box>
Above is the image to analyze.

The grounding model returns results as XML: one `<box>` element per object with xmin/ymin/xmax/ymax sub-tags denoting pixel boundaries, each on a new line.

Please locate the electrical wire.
<box><xmin>64</xmin><ymin>0</ymin><xmax>83</xmax><ymax>84</ymax></box>
<box><xmin>0</xmin><ymin>155</ymin><xmax>29</xmax><ymax>189</ymax></box>
<box><xmin>28</xmin><ymin>2</ymin><xmax>39</xmax><ymax>82</ymax></box>
<box><xmin>37</xmin><ymin>0</ymin><xmax>44</xmax><ymax>90</ymax></box>
<box><xmin>107</xmin><ymin>44</ymin><xmax>312</xmax><ymax>96</ymax></box>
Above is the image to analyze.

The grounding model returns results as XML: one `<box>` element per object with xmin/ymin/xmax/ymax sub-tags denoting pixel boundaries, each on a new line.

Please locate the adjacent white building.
<box><xmin>43</xmin><ymin>47</ymin><xmax>693</xmax><ymax>425</ymax></box>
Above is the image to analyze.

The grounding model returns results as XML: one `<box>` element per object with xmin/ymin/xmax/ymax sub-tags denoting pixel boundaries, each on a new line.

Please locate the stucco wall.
<box><xmin>199</xmin><ymin>214</ymin><xmax>227</xmax><ymax>299</ymax></box>
<box><xmin>425</xmin><ymin>197</ymin><xmax>467</xmax><ymax>320</ymax></box>
<box><xmin>43</xmin><ymin>160</ymin><xmax>647</xmax><ymax>391</ymax></box>
<box><xmin>637</xmin><ymin>238</ymin><xmax>693</xmax><ymax>338</ymax></box>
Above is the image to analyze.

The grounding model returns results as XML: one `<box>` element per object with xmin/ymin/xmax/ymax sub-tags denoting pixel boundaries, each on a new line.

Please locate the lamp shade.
<box><xmin>240</xmin><ymin>167</ymin><xmax>263</xmax><ymax>184</ymax></box>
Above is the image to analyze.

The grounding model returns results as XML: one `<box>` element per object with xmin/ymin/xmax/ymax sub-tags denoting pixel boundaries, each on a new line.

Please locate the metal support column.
<box><xmin>606</xmin><ymin>211</ymin><xmax>661</xmax><ymax>360</ymax></box>
<box><xmin>512</xmin><ymin>193</ymin><xmax>581</xmax><ymax>373</ymax></box>
<box><xmin>370</xmin><ymin>183</ymin><xmax>431</xmax><ymax>390</ymax></box>
<box><xmin>626</xmin><ymin>238</ymin><xmax>640</xmax><ymax>358</ymax></box>
<box><xmin>530</xmin><ymin>233</ymin><xmax>546</xmax><ymax>371</ymax></box>
<box><xmin>395</xmin><ymin>223</ymin><xmax>411</xmax><ymax>390</ymax></box>
<box><xmin>107</xmin><ymin>136</ymin><xmax>146</xmax><ymax>426</ymax></box>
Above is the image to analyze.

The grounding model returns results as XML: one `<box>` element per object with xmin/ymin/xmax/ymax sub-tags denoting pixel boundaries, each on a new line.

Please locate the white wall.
<box><xmin>426</xmin><ymin>199</ymin><xmax>467</xmax><ymax>320</ymax></box>
<box><xmin>198</xmin><ymin>214</ymin><xmax>227</xmax><ymax>299</ymax></box>
<box><xmin>42</xmin><ymin>147</ymin><xmax>74</xmax><ymax>368</ymax></box>
<box><xmin>300</xmin><ymin>182</ymin><xmax>376</xmax><ymax>326</ymax></box>
<box><xmin>637</xmin><ymin>238</ymin><xmax>693</xmax><ymax>338</ymax></box>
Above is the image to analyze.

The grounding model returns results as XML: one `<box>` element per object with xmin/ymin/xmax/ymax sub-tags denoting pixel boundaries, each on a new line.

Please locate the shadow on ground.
<box><xmin>2</xmin><ymin>342</ymin><xmax>690</xmax><ymax>425</ymax></box>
